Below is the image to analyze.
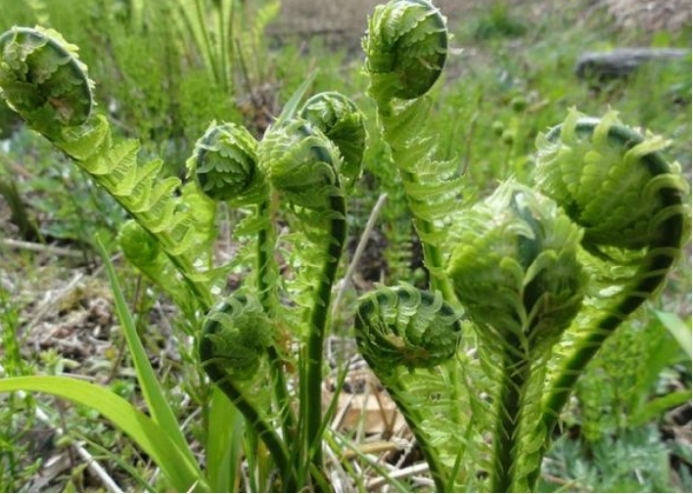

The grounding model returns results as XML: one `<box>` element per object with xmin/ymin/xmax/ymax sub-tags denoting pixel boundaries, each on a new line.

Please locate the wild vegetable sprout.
<box><xmin>0</xmin><ymin>0</ymin><xmax>688</xmax><ymax>492</ymax></box>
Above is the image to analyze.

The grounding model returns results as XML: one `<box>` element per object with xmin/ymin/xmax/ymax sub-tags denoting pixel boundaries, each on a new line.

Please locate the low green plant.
<box><xmin>0</xmin><ymin>1</ymin><xmax>689</xmax><ymax>493</ymax></box>
<box><xmin>354</xmin><ymin>1</ymin><xmax>689</xmax><ymax>492</ymax></box>
<box><xmin>0</xmin><ymin>22</ymin><xmax>367</xmax><ymax>492</ymax></box>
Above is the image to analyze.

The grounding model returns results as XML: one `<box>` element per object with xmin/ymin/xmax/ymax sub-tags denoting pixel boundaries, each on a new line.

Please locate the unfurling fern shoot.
<box><xmin>446</xmin><ymin>181</ymin><xmax>585</xmax><ymax>492</ymax></box>
<box><xmin>198</xmin><ymin>294</ymin><xmax>294</xmax><ymax>489</ymax></box>
<box><xmin>364</xmin><ymin>0</ymin><xmax>461</xmax><ymax>302</ymax></box>
<box><xmin>0</xmin><ymin>26</ymin><xmax>94</xmax><ymax>137</ymax></box>
<box><xmin>0</xmin><ymin>25</ymin><xmax>216</xmax><ymax>310</ymax></box>
<box><xmin>529</xmin><ymin>109</ymin><xmax>688</xmax><ymax>486</ymax></box>
<box><xmin>355</xmin><ymin>283</ymin><xmax>462</xmax><ymax>491</ymax></box>
<box><xmin>258</xmin><ymin>98</ymin><xmax>365</xmax><ymax>476</ymax></box>
<box><xmin>187</xmin><ymin>120</ymin><xmax>298</xmax><ymax>446</ymax></box>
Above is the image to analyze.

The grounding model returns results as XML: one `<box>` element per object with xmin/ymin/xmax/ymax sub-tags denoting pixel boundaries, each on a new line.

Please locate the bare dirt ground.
<box><xmin>272</xmin><ymin>0</ymin><xmax>691</xmax><ymax>38</ymax></box>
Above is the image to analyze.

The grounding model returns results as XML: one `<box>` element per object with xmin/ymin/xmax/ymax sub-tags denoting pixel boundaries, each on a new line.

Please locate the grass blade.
<box><xmin>0</xmin><ymin>376</ymin><xmax>207</xmax><ymax>492</ymax></box>
<box><xmin>206</xmin><ymin>387</ymin><xmax>244</xmax><ymax>492</ymax></box>
<box><xmin>95</xmin><ymin>236</ymin><xmax>201</xmax><ymax>475</ymax></box>
<box><xmin>654</xmin><ymin>310</ymin><xmax>692</xmax><ymax>359</ymax></box>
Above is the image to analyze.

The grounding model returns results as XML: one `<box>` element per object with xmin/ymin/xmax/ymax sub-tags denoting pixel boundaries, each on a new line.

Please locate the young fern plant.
<box><xmin>446</xmin><ymin>181</ymin><xmax>586</xmax><ymax>492</ymax></box>
<box><xmin>363</xmin><ymin>0</ymin><xmax>463</xmax><ymax>302</ymax></box>
<box><xmin>527</xmin><ymin>108</ymin><xmax>689</xmax><ymax>488</ymax></box>
<box><xmin>0</xmin><ymin>23</ymin><xmax>369</xmax><ymax>492</ymax></box>
<box><xmin>355</xmin><ymin>283</ymin><xmax>464</xmax><ymax>492</ymax></box>
<box><xmin>0</xmin><ymin>25</ymin><xmax>217</xmax><ymax>311</ymax></box>
<box><xmin>257</xmin><ymin>92</ymin><xmax>366</xmax><ymax>481</ymax></box>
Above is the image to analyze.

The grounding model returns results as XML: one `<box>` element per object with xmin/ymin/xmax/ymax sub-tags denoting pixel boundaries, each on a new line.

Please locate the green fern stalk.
<box><xmin>491</xmin><ymin>345</ymin><xmax>532</xmax><ymax>493</ymax></box>
<box><xmin>528</xmin><ymin>110</ymin><xmax>688</xmax><ymax>489</ymax></box>
<box><xmin>447</xmin><ymin>182</ymin><xmax>585</xmax><ymax>492</ymax></box>
<box><xmin>364</xmin><ymin>0</ymin><xmax>460</xmax><ymax>302</ymax></box>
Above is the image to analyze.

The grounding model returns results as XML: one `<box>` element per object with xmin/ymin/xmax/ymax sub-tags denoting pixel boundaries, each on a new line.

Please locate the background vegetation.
<box><xmin>0</xmin><ymin>0</ymin><xmax>690</xmax><ymax>491</ymax></box>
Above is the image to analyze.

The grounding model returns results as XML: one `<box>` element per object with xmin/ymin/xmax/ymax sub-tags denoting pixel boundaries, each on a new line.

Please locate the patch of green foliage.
<box><xmin>0</xmin><ymin>0</ymin><xmax>690</xmax><ymax>492</ymax></box>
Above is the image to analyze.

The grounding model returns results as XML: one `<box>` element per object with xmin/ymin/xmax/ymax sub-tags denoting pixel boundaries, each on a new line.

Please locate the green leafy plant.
<box><xmin>0</xmin><ymin>0</ymin><xmax>689</xmax><ymax>492</ymax></box>
<box><xmin>351</xmin><ymin>0</ymin><xmax>689</xmax><ymax>492</ymax></box>
<box><xmin>0</xmin><ymin>23</ymin><xmax>368</xmax><ymax>492</ymax></box>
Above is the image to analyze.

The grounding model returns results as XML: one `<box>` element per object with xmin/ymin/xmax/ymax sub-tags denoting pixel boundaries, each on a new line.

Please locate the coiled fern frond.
<box><xmin>0</xmin><ymin>26</ymin><xmax>94</xmax><ymax>136</ymax></box>
<box><xmin>527</xmin><ymin>109</ymin><xmax>689</xmax><ymax>488</ymax></box>
<box><xmin>199</xmin><ymin>294</ymin><xmax>272</xmax><ymax>382</ymax></box>
<box><xmin>364</xmin><ymin>0</ymin><xmax>448</xmax><ymax>103</ymax></box>
<box><xmin>0</xmin><ymin>26</ymin><xmax>219</xmax><ymax>310</ymax></box>
<box><xmin>257</xmin><ymin>107</ymin><xmax>363</xmax><ymax>473</ymax></box>
<box><xmin>198</xmin><ymin>293</ymin><xmax>294</xmax><ymax>487</ymax></box>
<box><xmin>446</xmin><ymin>181</ymin><xmax>586</xmax><ymax>492</ymax></box>
<box><xmin>363</xmin><ymin>0</ymin><xmax>463</xmax><ymax>302</ymax></box>
<box><xmin>355</xmin><ymin>283</ymin><xmax>464</xmax><ymax>491</ymax></box>
<box><xmin>187</xmin><ymin>121</ymin><xmax>265</xmax><ymax>204</ymax></box>
<box><xmin>299</xmin><ymin>91</ymin><xmax>367</xmax><ymax>190</ymax></box>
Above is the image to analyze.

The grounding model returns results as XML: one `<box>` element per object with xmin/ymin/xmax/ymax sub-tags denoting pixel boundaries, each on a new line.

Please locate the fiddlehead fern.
<box><xmin>529</xmin><ymin>109</ymin><xmax>688</xmax><ymax>487</ymax></box>
<box><xmin>258</xmin><ymin>116</ymin><xmax>350</xmax><ymax>474</ymax></box>
<box><xmin>0</xmin><ymin>26</ymin><xmax>218</xmax><ymax>310</ymax></box>
<box><xmin>363</xmin><ymin>0</ymin><xmax>462</xmax><ymax>303</ymax></box>
<box><xmin>364</xmin><ymin>0</ymin><xmax>448</xmax><ymax>104</ymax></box>
<box><xmin>199</xmin><ymin>294</ymin><xmax>295</xmax><ymax>489</ymax></box>
<box><xmin>355</xmin><ymin>283</ymin><xmax>463</xmax><ymax>491</ymax></box>
<box><xmin>0</xmin><ymin>26</ymin><xmax>94</xmax><ymax>137</ymax></box>
<box><xmin>187</xmin><ymin>121</ymin><xmax>266</xmax><ymax>204</ymax></box>
<box><xmin>299</xmin><ymin>91</ymin><xmax>367</xmax><ymax>189</ymax></box>
<box><xmin>446</xmin><ymin>181</ymin><xmax>585</xmax><ymax>492</ymax></box>
<box><xmin>187</xmin><ymin>119</ymin><xmax>297</xmax><ymax>444</ymax></box>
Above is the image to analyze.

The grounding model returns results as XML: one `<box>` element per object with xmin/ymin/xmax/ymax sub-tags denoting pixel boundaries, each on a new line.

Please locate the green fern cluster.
<box><xmin>1</xmin><ymin>2</ymin><xmax>689</xmax><ymax>492</ymax></box>
<box><xmin>353</xmin><ymin>2</ymin><xmax>689</xmax><ymax>493</ymax></box>
<box><xmin>0</xmin><ymin>24</ymin><xmax>368</xmax><ymax>491</ymax></box>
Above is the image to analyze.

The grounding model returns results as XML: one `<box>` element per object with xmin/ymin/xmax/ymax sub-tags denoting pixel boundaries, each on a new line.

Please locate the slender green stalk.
<box><xmin>388</xmin><ymin>382</ymin><xmax>448</xmax><ymax>492</ymax></box>
<box><xmin>216</xmin><ymin>0</ymin><xmax>228</xmax><ymax>94</ymax></box>
<box><xmin>303</xmin><ymin>193</ymin><xmax>347</xmax><ymax>470</ymax></box>
<box><xmin>194</xmin><ymin>0</ymin><xmax>221</xmax><ymax>86</ymax></box>
<box><xmin>256</xmin><ymin>200</ymin><xmax>296</xmax><ymax>441</ymax></box>
<box><xmin>491</xmin><ymin>344</ymin><xmax>532</xmax><ymax>493</ymax></box>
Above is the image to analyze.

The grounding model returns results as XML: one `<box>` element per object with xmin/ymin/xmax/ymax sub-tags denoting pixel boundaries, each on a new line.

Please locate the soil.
<box><xmin>271</xmin><ymin>0</ymin><xmax>692</xmax><ymax>39</ymax></box>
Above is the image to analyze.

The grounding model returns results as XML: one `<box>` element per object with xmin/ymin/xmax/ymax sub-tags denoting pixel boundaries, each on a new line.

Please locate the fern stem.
<box><xmin>302</xmin><ymin>193</ymin><xmax>347</xmax><ymax>474</ymax></box>
<box><xmin>491</xmin><ymin>344</ymin><xmax>532</xmax><ymax>493</ymax></box>
<box><xmin>374</xmin><ymin>97</ymin><xmax>457</xmax><ymax>304</ymax></box>
<box><xmin>400</xmin><ymin>168</ymin><xmax>457</xmax><ymax>303</ymax></box>
<box><xmin>256</xmin><ymin>200</ymin><xmax>296</xmax><ymax>442</ymax></box>
<box><xmin>388</xmin><ymin>385</ymin><xmax>448</xmax><ymax>492</ymax></box>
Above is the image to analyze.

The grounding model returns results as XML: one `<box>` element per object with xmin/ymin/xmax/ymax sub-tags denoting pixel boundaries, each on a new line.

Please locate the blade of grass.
<box><xmin>206</xmin><ymin>387</ymin><xmax>244</xmax><ymax>492</ymax></box>
<box><xmin>654</xmin><ymin>310</ymin><xmax>692</xmax><ymax>359</ymax></box>
<box><xmin>0</xmin><ymin>376</ymin><xmax>207</xmax><ymax>492</ymax></box>
<box><xmin>95</xmin><ymin>235</ymin><xmax>200</xmax><ymax>474</ymax></box>
<box><xmin>275</xmin><ymin>71</ymin><xmax>317</xmax><ymax>126</ymax></box>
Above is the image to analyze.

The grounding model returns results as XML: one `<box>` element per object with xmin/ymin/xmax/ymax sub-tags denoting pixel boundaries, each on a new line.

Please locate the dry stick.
<box><xmin>367</xmin><ymin>461</ymin><xmax>430</xmax><ymax>490</ymax></box>
<box><xmin>0</xmin><ymin>238</ymin><xmax>85</xmax><ymax>259</ymax></box>
<box><xmin>331</xmin><ymin>192</ymin><xmax>388</xmax><ymax>320</ymax></box>
<box><xmin>0</xmin><ymin>364</ymin><xmax>123</xmax><ymax>493</ymax></box>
